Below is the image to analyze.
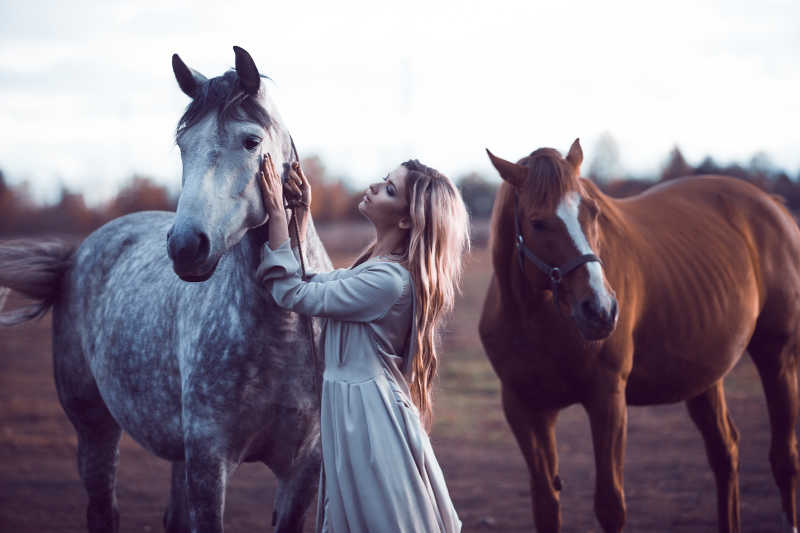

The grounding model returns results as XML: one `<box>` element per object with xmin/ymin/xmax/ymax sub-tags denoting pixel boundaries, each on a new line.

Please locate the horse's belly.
<box><xmin>93</xmin><ymin>355</ymin><xmax>187</xmax><ymax>460</ymax></box>
<box><xmin>625</xmin><ymin>345</ymin><xmax>745</xmax><ymax>405</ymax></box>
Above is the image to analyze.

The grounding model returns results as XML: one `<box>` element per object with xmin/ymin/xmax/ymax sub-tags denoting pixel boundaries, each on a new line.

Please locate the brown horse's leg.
<box><xmin>586</xmin><ymin>387</ymin><xmax>627</xmax><ymax>533</ymax></box>
<box><xmin>749</xmin><ymin>339</ymin><xmax>800</xmax><ymax>530</ymax></box>
<box><xmin>502</xmin><ymin>387</ymin><xmax>561</xmax><ymax>532</ymax></box>
<box><xmin>686</xmin><ymin>381</ymin><xmax>741</xmax><ymax>533</ymax></box>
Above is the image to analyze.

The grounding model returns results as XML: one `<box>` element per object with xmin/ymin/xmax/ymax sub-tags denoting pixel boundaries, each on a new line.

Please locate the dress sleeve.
<box><xmin>287</xmin><ymin>245</ymin><xmax>351</xmax><ymax>283</ymax></box>
<box><xmin>257</xmin><ymin>240</ymin><xmax>406</xmax><ymax>322</ymax></box>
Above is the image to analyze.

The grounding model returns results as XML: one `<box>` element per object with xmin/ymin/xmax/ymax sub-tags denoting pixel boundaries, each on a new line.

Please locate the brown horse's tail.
<box><xmin>0</xmin><ymin>240</ymin><xmax>75</xmax><ymax>326</ymax></box>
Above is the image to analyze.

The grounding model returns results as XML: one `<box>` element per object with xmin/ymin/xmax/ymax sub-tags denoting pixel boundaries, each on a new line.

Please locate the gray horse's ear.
<box><xmin>172</xmin><ymin>54</ymin><xmax>207</xmax><ymax>99</ymax></box>
<box><xmin>566</xmin><ymin>138</ymin><xmax>583</xmax><ymax>171</ymax></box>
<box><xmin>233</xmin><ymin>45</ymin><xmax>260</xmax><ymax>96</ymax></box>
<box><xmin>486</xmin><ymin>148</ymin><xmax>527</xmax><ymax>187</ymax></box>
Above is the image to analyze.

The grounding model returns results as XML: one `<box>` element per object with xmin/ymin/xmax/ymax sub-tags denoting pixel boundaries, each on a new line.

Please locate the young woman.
<box><xmin>256</xmin><ymin>154</ymin><xmax>469</xmax><ymax>532</ymax></box>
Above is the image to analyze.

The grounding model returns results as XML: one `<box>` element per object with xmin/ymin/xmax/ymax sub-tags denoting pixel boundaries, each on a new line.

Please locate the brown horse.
<box><xmin>479</xmin><ymin>139</ymin><xmax>800</xmax><ymax>533</ymax></box>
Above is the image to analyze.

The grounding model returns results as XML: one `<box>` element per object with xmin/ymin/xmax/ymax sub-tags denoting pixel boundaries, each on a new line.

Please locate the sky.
<box><xmin>1</xmin><ymin>0</ymin><xmax>798</xmax><ymax>204</ymax></box>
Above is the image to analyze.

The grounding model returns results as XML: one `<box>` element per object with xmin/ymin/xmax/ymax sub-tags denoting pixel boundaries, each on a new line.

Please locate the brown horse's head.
<box><xmin>486</xmin><ymin>139</ymin><xmax>618</xmax><ymax>340</ymax></box>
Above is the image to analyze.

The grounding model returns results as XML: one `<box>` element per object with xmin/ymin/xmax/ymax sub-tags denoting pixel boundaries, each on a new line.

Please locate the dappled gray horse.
<box><xmin>0</xmin><ymin>46</ymin><xmax>331</xmax><ymax>532</ymax></box>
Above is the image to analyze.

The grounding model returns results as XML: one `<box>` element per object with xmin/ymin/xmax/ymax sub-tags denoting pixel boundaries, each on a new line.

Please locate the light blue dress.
<box><xmin>257</xmin><ymin>240</ymin><xmax>462</xmax><ymax>533</ymax></box>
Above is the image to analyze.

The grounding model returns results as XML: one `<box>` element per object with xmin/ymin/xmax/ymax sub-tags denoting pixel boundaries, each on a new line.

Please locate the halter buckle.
<box><xmin>549</xmin><ymin>267</ymin><xmax>563</xmax><ymax>284</ymax></box>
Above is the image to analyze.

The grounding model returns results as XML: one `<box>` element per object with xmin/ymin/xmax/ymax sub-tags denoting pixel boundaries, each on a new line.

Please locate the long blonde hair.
<box><xmin>355</xmin><ymin>160</ymin><xmax>470</xmax><ymax>429</ymax></box>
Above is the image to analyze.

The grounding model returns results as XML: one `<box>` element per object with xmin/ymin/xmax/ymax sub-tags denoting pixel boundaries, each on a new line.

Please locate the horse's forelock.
<box><xmin>175</xmin><ymin>70</ymin><xmax>272</xmax><ymax>140</ymax></box>
<box><xmin>520</xmin><ymin>148</ymin><xmax>582</xmax><ymax>212</ymax></box>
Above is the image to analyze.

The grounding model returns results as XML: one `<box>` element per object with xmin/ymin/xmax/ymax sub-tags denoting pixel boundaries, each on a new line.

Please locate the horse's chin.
<box><xmin>575</xmin><ymin>320</ymin><xmax>616</xmax><ymax>341</ymax></box>
<box><xmin>173</xmin><ymin>256</ymin><xmax>221</xmax><ymax>283</ymax></box>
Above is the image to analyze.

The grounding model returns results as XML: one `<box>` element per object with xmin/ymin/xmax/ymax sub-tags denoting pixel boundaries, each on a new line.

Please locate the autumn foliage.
<box><xmin>1</xmin><ymin>147</ymin><xmax>799</xmax><ymax>238</ymax></box>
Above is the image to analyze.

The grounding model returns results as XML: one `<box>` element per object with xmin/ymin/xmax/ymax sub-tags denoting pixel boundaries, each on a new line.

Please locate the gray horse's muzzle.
<box><xmin>167</xmin><ymin>222</ymin><xmax>219</xmax><ymax>282</ymax></box>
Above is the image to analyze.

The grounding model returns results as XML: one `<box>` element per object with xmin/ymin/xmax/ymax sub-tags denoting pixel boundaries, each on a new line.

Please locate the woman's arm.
<box><xmin>257</xmin><ymin>241</ymin><xmax>406</xmax><ymax>321</ymax></box>
<box><xmin>258</xmin><ymin>153</ymin><xmax>290</xmax><ymax>249</ymax></box>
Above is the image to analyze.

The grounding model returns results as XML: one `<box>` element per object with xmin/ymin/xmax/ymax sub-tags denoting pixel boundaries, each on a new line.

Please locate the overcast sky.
<box><xmin>1</xmin><ymin>0</ymin><xmax>798</xmax><ymax>204</ymax></box>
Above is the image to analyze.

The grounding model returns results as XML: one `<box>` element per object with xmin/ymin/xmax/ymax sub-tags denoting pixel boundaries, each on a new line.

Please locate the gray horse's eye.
<box><xmin>243</xmin><ymin>136</ymin><xmax>262</xmax><ymax>151</ymax></box>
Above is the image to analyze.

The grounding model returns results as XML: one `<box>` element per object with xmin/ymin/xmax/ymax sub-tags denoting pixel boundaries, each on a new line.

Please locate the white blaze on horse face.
<box><xmin>556</xmin><ymin>191</ymin><xmax>613</xmax><ymax>308</ymax></box>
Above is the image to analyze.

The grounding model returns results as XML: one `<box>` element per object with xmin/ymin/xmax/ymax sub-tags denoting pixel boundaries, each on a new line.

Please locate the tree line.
<box><xmin>1</xmin><ymin>145</ymin><xmax>799</xmax><ymax>237</ymax></box>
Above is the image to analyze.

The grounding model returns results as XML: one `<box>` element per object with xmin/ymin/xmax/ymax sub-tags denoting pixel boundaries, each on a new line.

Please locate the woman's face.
<box><xmin>358</xmin><ymin>165</ymin><xmax>411</xmax><ymax>230</ymax></box>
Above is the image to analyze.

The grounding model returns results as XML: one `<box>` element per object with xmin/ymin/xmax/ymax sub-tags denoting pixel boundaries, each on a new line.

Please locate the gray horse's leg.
<box><xmin>163</xmin><ymin>461</ymin><xmax>191</xmax><ymax>533</ymax></box>
<box><xmin>182</xmin><ymin>430</ymin><xmax>235</xmax><ymax>533</ymax></box>
<box><xmin>272</xmin><ymin>448</ymin><xmax>322</xmax><ymax>533</ymax></box>
<box><xmin>53</xmin><ymin>318</ymin><xmax>122</xmax><ymax>533</ymax></box>
<box><xmin>76</xmin><ymin>423</ymin><xmax>123</xmax><ymax>533</ymax></box>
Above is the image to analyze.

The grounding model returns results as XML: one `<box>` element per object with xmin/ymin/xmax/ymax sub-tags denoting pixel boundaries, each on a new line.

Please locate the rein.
<box><xmin>284</xmin><ymin>136</ymin><xmax>322</xmax><ymax>390</ymax></box>
<box><xmin>512</xmin><ymin>193</ymin><xmax>602</xmax><ymax>311</ymax></box>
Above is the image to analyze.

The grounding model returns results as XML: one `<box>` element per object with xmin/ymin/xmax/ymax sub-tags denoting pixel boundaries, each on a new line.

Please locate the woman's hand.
<box><xmin>258</xmin><ymin>153</ymin><xmax>285</xmax><ymax>216</ymax></box>
<box><xmin>283</xmin><ymin>162</ymin><xmax>312</xmax><ymax>209</ymax></box>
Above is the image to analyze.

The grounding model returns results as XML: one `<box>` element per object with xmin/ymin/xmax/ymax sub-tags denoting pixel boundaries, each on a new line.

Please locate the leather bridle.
<box><xmin>513</xmin><ymin>194</ymin><xmax>602</xmax><ymax>310</ymax></box>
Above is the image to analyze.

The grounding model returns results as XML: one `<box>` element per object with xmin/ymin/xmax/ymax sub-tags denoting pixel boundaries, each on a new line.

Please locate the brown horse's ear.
<box><xmin>486</xmin><ymin>149</ymin><xmax>527</xmax><ymax>187</ymax></box>
<box><xmin>566</xmin><ymin>138</ymin><xmax>583</xmax><ymax>171</ymax></box>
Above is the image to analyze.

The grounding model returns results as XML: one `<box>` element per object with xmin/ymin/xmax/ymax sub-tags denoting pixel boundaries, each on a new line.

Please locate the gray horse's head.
<box><xmin>168</xmin><ymin>46</ymin><xmax>293</xmax><ymax>282</ymax></box>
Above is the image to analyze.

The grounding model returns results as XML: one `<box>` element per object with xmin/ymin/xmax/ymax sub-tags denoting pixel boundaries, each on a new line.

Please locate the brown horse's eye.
<box><xmin>586</xmin><ymin>200</ymin><xmax>600</xmax><ymax>218</ymax></box>
<box><xmin>531</xmin><ymin>219</ymin><xmax>548</xmax><ymax>231</ymax></box>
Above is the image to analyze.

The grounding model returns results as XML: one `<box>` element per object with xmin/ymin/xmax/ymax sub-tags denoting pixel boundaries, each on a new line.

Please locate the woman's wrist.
<box><xmin>267</xmin><ymin>203</ymin><xmax>286</xmax><ymax>217</ymax></box>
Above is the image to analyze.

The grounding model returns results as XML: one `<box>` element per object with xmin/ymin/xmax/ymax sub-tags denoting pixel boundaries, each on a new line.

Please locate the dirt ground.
<box><xmin>0</xmin><ymin>229</ymin><xmax>791</xmax><ymax>532</ymax></box>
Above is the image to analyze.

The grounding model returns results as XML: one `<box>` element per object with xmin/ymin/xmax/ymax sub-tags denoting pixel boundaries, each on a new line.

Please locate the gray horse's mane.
<box><xmin>176</xmin><ymin>70</ymin><xmax>273</xmax><ymax>139</ymax></box>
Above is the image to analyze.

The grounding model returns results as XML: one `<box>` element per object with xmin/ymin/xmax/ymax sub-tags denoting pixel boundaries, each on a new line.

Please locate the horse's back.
<box><xmin>626</xmin><ymin>175</ymin><xmax>797</xmax><ymax>238</ymax></box>
<box><xmin>621</xmin><ymin>175</ymin><xmax>800</xmax><ymax>296</ymax></box>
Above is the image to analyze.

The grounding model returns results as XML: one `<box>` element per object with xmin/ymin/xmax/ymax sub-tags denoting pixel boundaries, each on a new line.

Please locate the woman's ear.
<box><xmin>398</xmin><ymin>216</ymin><xmax>411</xmax><ymax>230</ymax></box>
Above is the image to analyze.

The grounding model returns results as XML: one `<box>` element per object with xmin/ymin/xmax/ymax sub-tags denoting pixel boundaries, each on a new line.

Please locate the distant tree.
<box><xmin>694</xmin><ymin>156</ymin><xmax>721</xmax><ymax>176</ymax></box>
<box><xmin>0</xmin><ymin>178</ymin><xmax>36</xmax><ymax>235</ymax></box>
<box><xmin>600</xmin><ymin>178</ymin><xmax>653</xmax><ymax>198</ymax></box>
<box><xmin>748</xmin><ymin>151</ymin><xmax>776</xmax><ymax>182</ymax></box>
<box><xmin>0</xmin><ymin>169</ymin><xmax>13</xmax><ymax>233</ymax></box>
<box><xmin>660</xmin><ymin>146</ymin><xmax>693</xmax><ymax>181</ymax></box>
<box><xmin>300</xmin><ymin>155</ymin><xmax>360</xmax><ymax>222</ymax></box>
<box><xmin>300</xmin><ymin>155</ymin><xmax>326</xmax><ymax>220</ymax></box>
<box><xmin>720</xmin><ymin>163</ymin><xmax>750</xmax><ymax>181</ymax></box>
<box><xmin>106</xmin><ymin>175</ymin><xmax>176</xmax><ymax>218</ymax></box>
<box><xmin>587</xmin><ymin>132</ymin><xmax>624</xmax><ymax>183</ymax></box>
<box><xmin>457</xmin><ymin>172</ymin><xmax>497</xmax><ymax>219</ymax></box>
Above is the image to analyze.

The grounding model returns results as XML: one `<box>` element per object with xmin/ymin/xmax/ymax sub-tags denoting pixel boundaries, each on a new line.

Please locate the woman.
<box><xmin>256</xmin><ymin>153</ymin><xmax>469</xmax><ymax>532</ymax></box>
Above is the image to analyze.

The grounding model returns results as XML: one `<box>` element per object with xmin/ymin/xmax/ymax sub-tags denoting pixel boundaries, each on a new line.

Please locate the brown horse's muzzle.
<box><xmin>574</xmin><ymin>294</ymin><xmax>618</xmax><ymax>340</ymax></box>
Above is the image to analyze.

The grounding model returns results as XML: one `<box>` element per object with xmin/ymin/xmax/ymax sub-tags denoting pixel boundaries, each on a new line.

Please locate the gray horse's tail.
<box><xmin>0</xmin><ymin>240</ymin><xmax>75</xmax><ymax>326</ymax></box>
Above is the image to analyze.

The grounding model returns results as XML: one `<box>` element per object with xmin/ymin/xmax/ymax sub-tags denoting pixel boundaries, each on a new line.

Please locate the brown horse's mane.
<box><xmin>518</xmin><ymin>148</ymin><xmax>583</xmax><ymax>212</ymax></box>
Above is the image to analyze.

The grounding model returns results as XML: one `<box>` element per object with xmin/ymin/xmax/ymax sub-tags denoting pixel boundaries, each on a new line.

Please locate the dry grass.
<box><xmin>0</xmin><ymin>225</ymin><xmax>791</xmax><ymax>532</ymax></box>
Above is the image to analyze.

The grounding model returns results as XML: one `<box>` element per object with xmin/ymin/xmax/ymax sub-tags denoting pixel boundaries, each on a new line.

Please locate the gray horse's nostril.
<box><xmin>167</xmin><ymin>229</ymin><xmax>211</xmax><ymax>266</ymax></box>
<box><xmin>196</xmin><ymin>232</ymin><xmax>210</xmax><ymax>261</ymax></box>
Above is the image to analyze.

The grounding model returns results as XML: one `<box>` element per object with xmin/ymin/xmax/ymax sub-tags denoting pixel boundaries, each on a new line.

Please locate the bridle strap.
<box><xmin>513</xmin><ymin>194</ymin><xmax>602</xmax><ymax>311</ymax></box>
<box><xmin>286</xmin><ymin>135</ymin><xmax>323</xmax><ymax>404</ymax></box>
